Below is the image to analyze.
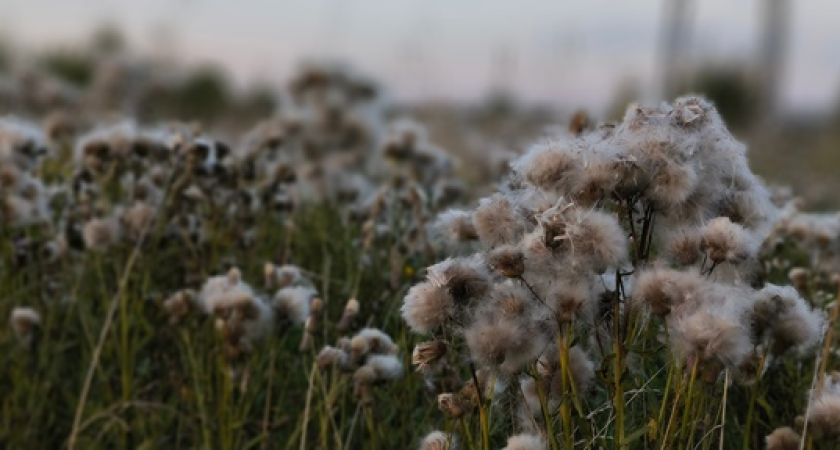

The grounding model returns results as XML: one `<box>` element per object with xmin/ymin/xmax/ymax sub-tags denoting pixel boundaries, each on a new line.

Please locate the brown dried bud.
<box><xmin>412</xmin><ymin>340</ymin><xmax>447</xmax><ymax>372</ymax></box>
<box><xmin>337</xmin><ymin>298</ymin><xmax>360</xmax><ymax>331</ymax></box>
<box><xmin>437</xmin><ymin>393</ymin><xmax>469</xmax><ymax>418</ymax></box>
<box><xmin>787</xmin><ymin>267</ymin><xmax>809</xmax><ymax>292</ymax></box>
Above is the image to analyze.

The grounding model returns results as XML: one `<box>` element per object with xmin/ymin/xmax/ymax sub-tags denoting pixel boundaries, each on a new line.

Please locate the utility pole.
<box><xmin>759</xmin><ymin>0</ymin><xmax>789</xmax><ymax>120</ymax></box>
<box><xmin>660</xmin><ymin>0</ymin><xmax>693</xmax><ymax>100</ymax></box>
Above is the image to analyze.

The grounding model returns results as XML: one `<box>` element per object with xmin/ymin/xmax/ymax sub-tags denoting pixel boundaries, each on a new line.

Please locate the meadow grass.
<box><xmin>1</xmin><ymin>202</ymin><xmax>837</xmax><ymax>449</ymax></box>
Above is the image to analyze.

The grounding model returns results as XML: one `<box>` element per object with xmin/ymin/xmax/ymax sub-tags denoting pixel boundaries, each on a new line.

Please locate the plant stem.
<box><xmin>718</xmin><ymin>369</ymin><xmax>729</xmax><ymax>450</ymax></box>
<box><xmin>534</xmin><ymin>365</ymin><xmax>559</xmax><ymax>450</ymax></box>
<box><xmin>612</xmin><ymin>271</ymin><xmax>626</xmax><ymax>449</ymax></box>
<box><xmin>68</xmin><ymin>233</ymin><xmax>148</xmax><ymax>450</ymax></box>
<box><xmin>558</xmin><ymin>332</ymin><xmax>573</xmax><ymax>449</ymax></box>
<box><xmin>469</xmin><ymin>363</ymin><xmax>490</xmax><ymax>450</ymax></box>
<box><xmin>299</xmin><ymin>361</ymin><xmax>317</xmax><ymax>450</ymax></box>
<box><xmin>742</xmin><ymin>354</ymin><xmax>766</xmax><ymax>449</ymax></box>
<box><xmin>678</xmin><ymin>359</ymin><xmax>699</xmax><ymax>447</ymax></box>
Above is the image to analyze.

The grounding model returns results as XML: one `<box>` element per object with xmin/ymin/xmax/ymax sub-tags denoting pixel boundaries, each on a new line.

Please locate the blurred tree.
<box><xmin>36</xmin><ymin>50</ymin><xmax>93</xmax><ymax>87</ymax></box>
<box><xmin>676</xmin><ymin>64</ymin><xmax>759</xmax><ymax>130</ymax></box>
<box><xmin>605</xmin><ymin>80</ymin><xmax>642</xmax><ymax>123</ymax></box>
<box><xmin>759</xmin><ymin>0</ymin><xmax>789</xmax><ymax>119</ymax></box>
<box><xmin>0</xmin><ymin>39</ymin><xmax>11</xmax><ymax>73</ymax></box>
<box><xmin>176</xmin><ymin>65</ymin><xmax>230</xmax><ymax>122</ymax></box>
<box><xmin>660</xmin><ymin>0</ymin><xmax>694</xmax><ymax>99</ymax></box>
<box><xmin>89</xmin><ymin>24</ymin><xmax>127</xmax><ymax>56</ymax></box>
<box><xmin>237</xmin><ymin>84</ymin><xmax>276</xmax><ymax>118</ymax></box>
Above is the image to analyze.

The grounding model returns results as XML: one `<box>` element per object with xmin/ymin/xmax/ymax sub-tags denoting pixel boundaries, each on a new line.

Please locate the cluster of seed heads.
<box><xmin>2</xmin><ymin>64</ymin><xmax>478</xmax><ymax>350</ymax></box>
<box><xmin>404</xmin><ymin>96</ymin><xmax>833</xmax><ymax>444</ymax></box>
<box><xmin>316</xmin><ymin>328</ymin><xmax>403</xmax><ymax>405</ymax></box>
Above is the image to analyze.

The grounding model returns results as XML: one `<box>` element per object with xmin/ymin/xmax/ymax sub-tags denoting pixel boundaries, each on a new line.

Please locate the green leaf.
<box><xmin>626</xmin><ymin>424</ymin><xmax>649</xmax><ymax>445</ymax></box>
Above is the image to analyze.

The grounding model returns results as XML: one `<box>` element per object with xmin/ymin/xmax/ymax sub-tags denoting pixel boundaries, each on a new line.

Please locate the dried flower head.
<box><xmin>82</xmin><ymin>216</ymin><xmax>122</xmax><ymax>250</ymax></box>
<box><xmin>564</xmin><ymin>209</ymin><xmax>628</xmax><ymax>273</ymax></box>
<box><xmin>700</xmin><ymin>216</ymin><xmax>758</xmax><ymax>264</ymax></box>
<box><xmin>501</xmin><ymin>433</ymin><xmax>546</xmax><ymax>450</ymax></box>
<box><xmin>401</xmin><ymin>276</ymin><xmax>457</xmax><ymax>335</ymax></box>
<box><xmin>765</xmin><ymin>427</ymin><xmax>800</xmax><ymax>450</ymax></box>
<box><xmin>749</xmin><ymin>284</ymin><xmax>825</xmax><ymax>355</ymax></box>
<box><xmin>787</xmin><ymin>267</ymin><xmax>809</xmax><ymax>292</ymax></box>
<box><xmin>805</xmin><ymin>395</ymin><xmax>840</xmax><ymax>440</ymax></box>
<box><xmin>163</xmin><ymin>289</ymin><xmax>195</xmax><ymax>324</ymax></box>
<box><xmin>10</xmin><ymin>307</ymin><xmax>41</xmax><ymax>346</ymax></box>
<box><xmin>632</xmin><ymin>268</ymin><xmax>706</xmax><ymax>316</ymax></box>
<box><xmin>412</xmin><ymin>340</ymin><xmax>447</xmax><ymax>373</ymax></box>
<box><xmin>420</xmin><ymin>431</ymin><xmax>457</xmax><ymax>450</ymax></box>
<box><xmin>668</xmin><ymin>307</ymin><xmax>753</xmax><ymax>383</ymax></box>
<box><xmin>665</xmin><ymin>228</ymin><xmax>703</xmax><ymax>266</ymax></box>
<box><xmin>434</xmin><ymin>209</ymin><xmax>478</xmax><ymax>243</ymax></box>
<box><xmin>272</xmin><ymin>286</ymin><xmax>317</xmax><ymax>324</ymax></box>
<box><xmin>337</xmin><ymin>297</ymin><xmax>360</xmax><ymax>330</ymax></box>
<box><xmin>512</xmin><ymin>139</ymin><xmax>582</xmax><ymax>194</ymax></box>
<box><xmin>487</xmin><ymin>245</ymin><xmax>525</xmax><ymax>278</ymax></box>
<box><xmin>350</xmin><ymin>327</ymin><xmax>398</xmax><ymax>360</ymax></box>
<box><xmin>316</xmin><ymin>346</ymin><xmax>350</xmax><ymax>371</ymax></box>
<box><xmin>437</xmin><ymin>392</ymin><xmax>471</xmax><ymax>418</ymax></box>
<box><xmin>548</xmin><ymin>281</ymin><xmax>596</xmax><ymax>324</ymax></box>
<box><xmin>465</xmin><ymin>317</ymin><xmax>546</xmax><ymax>375</ymax></box>
<box><xmin>473</xmin><ymin>194</ymin><xmax>523</xmax><ymax>247</ymax></box>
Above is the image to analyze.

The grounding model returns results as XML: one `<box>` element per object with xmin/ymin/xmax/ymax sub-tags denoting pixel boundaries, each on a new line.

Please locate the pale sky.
<box><xmin>2</xmin><ymin>0</ymin><xmax>839</xmax><ymax>114</ymax></box>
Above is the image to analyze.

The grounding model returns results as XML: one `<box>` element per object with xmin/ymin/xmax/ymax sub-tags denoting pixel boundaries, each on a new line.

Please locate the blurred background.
<box><xmin>2</xmin><ymin>0</ymin><xmax>840</xmax><ymax>206</ymax></box>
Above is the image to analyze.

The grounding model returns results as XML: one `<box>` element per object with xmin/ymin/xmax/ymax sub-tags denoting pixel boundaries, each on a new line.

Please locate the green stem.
<box><xmin>613</xmin><ymin>286</ymin><xmax>626</xmax><ymax>448</ymax></box>
<box><xmin>558</xmin><ymin>328</ymin><xmax>577</xmax><ymax>449</ymax></box>
<box><xmin>534</xmin><ymin>364</ymin><xmax>559</xmax><ymax>449</ymax></box>
<box><xmin>655</xmin><ymin>360</ymin><xmax>675</xmax><ymax>445</ymax></box>
<box><xmin>742</xmin><ymin>354</ymin><xmax>766</xmax><ymax>449</ymax></box>
<box><xmin>678</xmin><ymin>359</ymin><xmax>699</xmax><ymax>448</ymax></box>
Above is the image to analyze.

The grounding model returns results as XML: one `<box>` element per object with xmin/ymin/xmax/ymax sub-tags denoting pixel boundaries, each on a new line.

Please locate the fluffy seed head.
<box><xmin>750</xmin><ymin>284</ymin><xmax>826</xmax><ymax>355</ymax></box>
<box><xmin>272</xmin><ymin>286</ymin><xmax>317</xmax><ymax>324</ymax></box>
<box><xmin>465</xmin><ymin>318</ymin><xmax>546</xmax><ymax>374</ymax></box>
<box><xmin>787</xmin><ymin>267</ymin><xmax>809</xmax><ymax>291</ymax></box>
<box><xmin>632</xmin><ymin>268</ymin><xmax>706</xmax><ymax>316</ymax></box>
<box><xmin>163</xmin><ymin>290</ymin><xmax>195</xmax><ymax>324</ymax></box>
<box><xmin>513</xmin><ymin>139</ymin><xmax>581</xmax><ymax>194</ymax></box>
<box><xmin>502</xmin><ymin>433</ymin><xmax>546</xmax><ymax>450</ymax></box>
<box><xmin>549</xmin><ymin>281</ymin><xmax>595</xmax><ymax>324</ymax></box>
<box><xmin>700</xmin><ymin>216</ymin><xmax>758</xmax><ymax>264</ymax></box>
<box><xmin>806</xmin><ymin>395</ymin><xmax>840</xmax><ymax>440</ymax></box>
<box><xmin>567</xmin><ymin>210</ymin><xmax>628</xmax><ymax>273</ymax></box>
<box><xmin>666</xmin><ymin>228</ymin><xmax>703</xmax><ymax>266</ymax></box>
<box><xmin>434</xmin><ymin>209</ymin><xmax>479</xmax><ymax>243</ymax></box>
<box><xmin>420</xmin><ymin>431</ymin><xmax>457</xmax><ymax>450</ymax></box>
<box><xmin>487</xmin><ymin>245</ymin><xmax>525</xmax><ymax>278</ymax></box>
<box><xmin>645</xmin><ymin>156</ymin><xmax>698</xmax><ymax>208</ymax></box>
<box><xmin>337</xmin><ymin>297</ymin><xmax>360</xmax><ymax>330</ymax></box>
<box><xmin>472</xmin><ymin>194</ymin><xmax>522</xmax><ymax>247</ymax></box>
<box><xmin>401</xmin><ymin>272</ymin><xmax>461</xmax><ymax>335</ymax></box>
<box><xmin>668</xmin><ymin>308</ymin><xmax>753</xmax><ymax>382</ymax></box>
<box><xmin>82</xmin><ymin>216</ymin><xmax>122</xmax><ymax>250</ymax></box>
<box><xmin>765</xmin><ymin>427</ymin><xmax>800</xmax><ymax>450</ymax></box>
<box><xmin>362</xmin><ymin>354</ymin><xmax>404</xmax><ymax>381</ymax></box>
<box><xmin>316</xmin><ymin>346</ymin><xmax>349</xmax><ymax>371</ymax></box>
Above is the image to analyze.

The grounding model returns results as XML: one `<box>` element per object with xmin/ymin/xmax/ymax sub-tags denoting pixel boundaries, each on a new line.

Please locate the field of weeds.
<box><xmin>2</xmin><ymin>53</ymin><xmax>840</xmax><ymax>450</ymax></box>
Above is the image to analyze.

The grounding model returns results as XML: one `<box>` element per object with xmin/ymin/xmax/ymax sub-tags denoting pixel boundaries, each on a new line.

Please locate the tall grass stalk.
<box><xmin>68</xmin><ymin>234</ymin><xmax>147</xmax><ymax>449</ymax></box>
<box><xmin>742</xmin><ymin>353</ymin><xmax>767</xmax><ymax>449</ymax></box>
<box><xmin>299</xmin><ymin>361</ymin><xmax>317</xmax><ymax>450</ymax></box>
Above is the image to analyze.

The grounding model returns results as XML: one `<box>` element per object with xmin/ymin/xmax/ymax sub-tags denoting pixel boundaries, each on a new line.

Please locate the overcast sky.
<box><xmin>2</xmin><ymin>0</ymin><xmax>839</xmax><ymax>113</ymax></box>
